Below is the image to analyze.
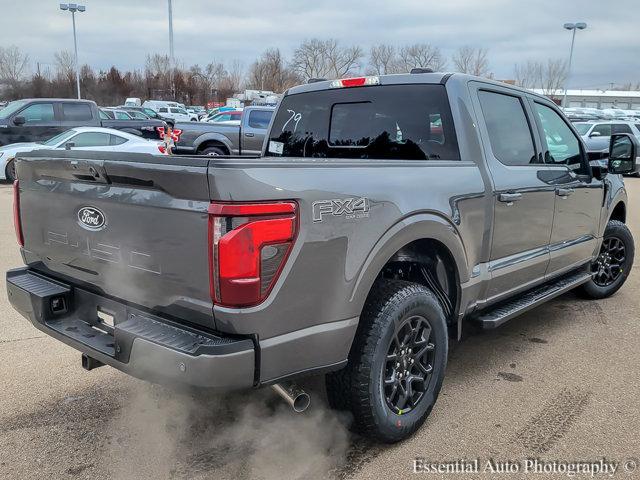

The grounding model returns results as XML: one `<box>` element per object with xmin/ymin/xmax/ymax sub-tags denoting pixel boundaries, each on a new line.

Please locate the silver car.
<box><xmin>574</xmin><ymin>120</ymin><xmax>640</xmax><ymax>152</ymax></box>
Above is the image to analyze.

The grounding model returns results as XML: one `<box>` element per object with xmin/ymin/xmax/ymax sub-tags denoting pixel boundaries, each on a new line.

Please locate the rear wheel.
<box><xmin>201</xmin><ymin>146</ymin><xmax>227</xmax><ymax>156</ymax></box>
<box><xmin>5</xmin><ymin>159</ymin><xmax>15</xmax><ymax>182</ymax></box>
<box><xmin>579</xmin><ymin>220</ymin><xmax>634</xmax><ymax>299</ymax></box>
<box><xmin>326</xmin><ymin>280</ymin><xmax>448</xmax><ymax>442</ymax></box>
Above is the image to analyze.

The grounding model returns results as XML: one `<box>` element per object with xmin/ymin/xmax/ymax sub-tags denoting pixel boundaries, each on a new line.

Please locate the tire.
<box><xmin>5</xmin><ymin>159</ymin><xmax>15</xmax><ymax>183</ymax></box>
<box><xmin>200</xmin><ymin>146</ymin><xmax>226</xmax><ymax>156</ymax></box>
<box><xmin>326</xmin><ymin>280</ymin><xmax>448</xmax><ymax>443</ymax></box>
<box><xmin>579</xmin><ymin>220</ymin><xmax>634</xmax><ymax>299</ymax></box>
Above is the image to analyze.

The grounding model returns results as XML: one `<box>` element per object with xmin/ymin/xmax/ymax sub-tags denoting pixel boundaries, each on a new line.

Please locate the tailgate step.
<box><xmin>474</xmin><ymin>268</ymin><xmax>592</xmax><ymax>329</ymax></box>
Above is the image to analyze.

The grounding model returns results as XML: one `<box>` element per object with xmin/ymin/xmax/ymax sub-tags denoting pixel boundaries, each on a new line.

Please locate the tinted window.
<box><xmin>478</xmin><ymin>91</ymin><xmax>536</xmax><ymax>166</ymax></box>
<box><xmin>612</xmin><ymin>124</ymin><xmax>633</xmax><ymax>134</ymax></box>
<box><xmin>99</xmin><ymin>110</ymin><xmax>109</xmax><ymax>120</ymax></box>
<box><xmin>248</xmin><ymin>110</ymin><xmax>273</xmax><ymax>129</ymax></box>
<box><xmin>110</xmin><ymin>134</ymin><xmax>128</xmax><ymax>146</ymax></box>
<box><xmin>534</xmin><ymin>103</ymin><xmax>582</xmax><ymax>168</ymax></box>
<box><xmin>69</xmin><ymin>132</ymin><xmax>111</xmax><ymax>147</ymax></box>
<box><xmin>61</xmin><ymin>103</ymin><xmax>93</xmax><ymax>121</ymax></box>
<box><xmin>159</xmin><ymin>108</ymin><xmax>168</xmax><ymax>113</ymax></box>
<box><xmin>267</xmin><ymin>84</ymin><xmax>459</xmax><ymax>160</ymax></box>
<box><xmin>21</xmin><ymin>103</ymin><xmax>55</xmax><ymax>123</ymax></box>
<box><xmin>592</xmin><ymin>124</ymin><xmax>612</xmax><ymax>136</ymax></box>
<box><xmin>114</xmin><ymin>111</ymin><xmax>131</xmax><ymax>120</ymax></box>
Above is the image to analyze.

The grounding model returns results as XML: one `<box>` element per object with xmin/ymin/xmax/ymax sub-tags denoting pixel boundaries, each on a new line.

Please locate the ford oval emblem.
<box><xmin>77</xmin><ymin>206</ymin><xmax>106</xmax><ymax>231</ymax></box>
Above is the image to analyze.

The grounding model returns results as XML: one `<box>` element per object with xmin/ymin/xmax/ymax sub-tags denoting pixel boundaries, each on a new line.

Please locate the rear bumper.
<box><xmin>6</xmin><ymin>267</ymin><xmax>255</xmax><ymax>390</ymax></box>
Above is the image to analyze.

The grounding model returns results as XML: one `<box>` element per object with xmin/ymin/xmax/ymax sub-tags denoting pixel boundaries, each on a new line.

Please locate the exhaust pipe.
<box><xmin>271</xmin><ymin>382</ymin><xmax>310</xmax><ymax>413</ymax></box>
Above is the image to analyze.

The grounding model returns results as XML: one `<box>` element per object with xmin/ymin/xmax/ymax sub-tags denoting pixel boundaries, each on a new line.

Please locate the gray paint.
<box><xmin>9</xmin><ymin>73</ymin><xmax>627</xmax><ymax>386</ymax></box>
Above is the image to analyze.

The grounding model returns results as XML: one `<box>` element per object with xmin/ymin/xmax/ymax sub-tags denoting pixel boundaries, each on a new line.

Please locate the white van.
<box><xmin>124</xmin><ymin>97</ymin><xmax>142</xmax><ymax>107</ymax></box>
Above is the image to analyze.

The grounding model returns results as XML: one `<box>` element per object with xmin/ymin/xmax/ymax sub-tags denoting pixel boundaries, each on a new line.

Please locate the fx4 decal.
<box><xmin>312</xmin><ymin>197</ymin><xmax>370</xmax><ymax>223</ymax></box>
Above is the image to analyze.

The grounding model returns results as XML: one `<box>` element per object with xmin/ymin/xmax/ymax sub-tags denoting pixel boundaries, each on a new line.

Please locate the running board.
<box><xmin>474</xmin><ymin>269</ymin><xmax>593</xmax><ymax>330</ymax></box>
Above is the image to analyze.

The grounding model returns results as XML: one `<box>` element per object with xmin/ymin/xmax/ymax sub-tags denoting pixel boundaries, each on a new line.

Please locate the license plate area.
<box><xmin>96</xmin><ymin>308</ymin><xmax>115</xmax><ymax>334</ymax></box>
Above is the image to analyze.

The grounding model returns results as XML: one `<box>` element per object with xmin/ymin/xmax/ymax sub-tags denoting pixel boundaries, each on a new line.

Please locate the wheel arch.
<box><xmin>350</xmin><ymin>214</ymin><xmax>469</xmax><ymax>337</ymax></box>
<box><xmin>609</xmin><ymin>201</ymin><xmax>626</xmax><ymax>224</ymax></box>
<box><xmin>194</xmin><ymin>133</ymin><xmax>232</xmax><ymax>154</ymax></box>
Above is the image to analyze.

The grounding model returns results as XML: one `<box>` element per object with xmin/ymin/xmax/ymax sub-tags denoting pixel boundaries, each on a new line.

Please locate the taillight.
<box><xmin>330</xmin><ymin>76</ymin><xmax>380</xmax><ymax>88</ymax></box>
<box><xmin>13</xmin><ymin>180</ymin><xmax>23</xmax><ymax>247</ymax></box>
<box><xmin>208</xmin><ymin>201</ymin><xmax>298</xmax><ymax>307</ymax></box>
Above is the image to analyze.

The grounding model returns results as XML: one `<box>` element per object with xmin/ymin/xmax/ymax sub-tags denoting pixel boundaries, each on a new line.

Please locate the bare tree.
<box><xmin>247</xmin><ymin>49</ymin><xmax>300</xmax><ymax>93</ymax></box>
<box><xmin>452</xmin><ymin>46</ymin><xmax>489</xmax><ymax>77</ymax></box>
<box><xmin>0</xmin><ymin>46</ymin><xmax>30</xmax><ymax>86</ymax></box>
<box><xmin>367</xmin><ymin>44</ymin><xmax>402</xmax><ymax>75</ymax></box>
<box><xmin>397</xmin><ymin>44</ymin><xmax>446</xmax><ymax>72</ymax></box>
<box><xmin>538</xmin><ymin>59</ymin><xmax>568</xmax><ymax>96</ymax></box>
<box><xmin>291</xmin><ymin>38</ymin><xmax>363</xmax><ymax>81</ymax></box>
<box><xmin>514</xmin><ymin>60</ymin><xmax>542</xmax><ymax>90</ymax></box>
<box><xmin>54</xmin><ymin>50</ymin><xmax>76</xmax><ymax>82</ymax></box>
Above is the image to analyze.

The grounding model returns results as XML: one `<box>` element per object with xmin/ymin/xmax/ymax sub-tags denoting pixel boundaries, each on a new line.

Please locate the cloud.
<box><xmin>4</xmin><ymin>0</ymin><xmax>639</xmax><ymax>88</ymax></box>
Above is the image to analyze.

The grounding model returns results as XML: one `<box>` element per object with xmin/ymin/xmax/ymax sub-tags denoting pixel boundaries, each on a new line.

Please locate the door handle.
<box><xmin>556</xmin><ymin>188</ymin><xmax>575</xmax><ymax>197</ymax></box>
<box><xmin>498</xmin><ymin>192</ymin><xmax>522</xmax><ymax>203</ymax></box>
<box><xmin>244</xmin><ymin>132</ymin><xmax>255</xmax><ymax>137</ymax></box>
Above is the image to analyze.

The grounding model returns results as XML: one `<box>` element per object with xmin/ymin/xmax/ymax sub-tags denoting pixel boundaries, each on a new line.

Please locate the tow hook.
<box><xmin>271</xmin><ymin>382</ymin><xmax>310</xmax><ymax>413</ymax></box>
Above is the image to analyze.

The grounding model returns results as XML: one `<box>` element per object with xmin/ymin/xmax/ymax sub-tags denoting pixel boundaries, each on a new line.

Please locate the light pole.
<box><xmin>562</xmin><ymin>22</ymin><xmax>587</xmax><ymax>107</ymax></box>
<box><xmin>168</xmin><ymin>0</ymin><xmax>175</xmax><ymax>64</ymax></box>
<box><xmin>59</xmin><ymin>3</ymin><xmax>86</xmax><ymax>99</ymax></box>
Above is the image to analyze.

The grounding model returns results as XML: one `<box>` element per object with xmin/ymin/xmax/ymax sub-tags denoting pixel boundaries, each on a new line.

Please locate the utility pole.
<box><xmin>60</xmin><ymin>3</ymin><xmax>86</xmax><ymax>99</ymax></box>
<box><xmin>561</xmin><ymin>22</ymin><xmax>587</xmax><ymax>107</ymax></box>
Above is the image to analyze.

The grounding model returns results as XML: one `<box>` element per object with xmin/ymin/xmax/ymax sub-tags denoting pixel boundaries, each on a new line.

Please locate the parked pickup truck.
<box><xmin>173</xmin><ymin>105</ymin><xmax>274</xmax><ymax>156</ymax></box>
<box><xmin>7</xmin><ymin>73</ymin><xmax>638</xmax><ymax>442</ymax></box>
<box><xmin>0</xmin><ymin>99</ymin><xmax>166</xmax><ymax>147</ymax></box>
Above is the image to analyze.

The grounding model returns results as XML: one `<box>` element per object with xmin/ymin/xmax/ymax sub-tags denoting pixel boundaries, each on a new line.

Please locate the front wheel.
<box><xmin>5</xmin><ymin>159</ymin><xmax>15</xmax><ymax>182</ymax></box>
<box><xmin>579</xmin><ymin>220</ymin><xmax>634</xmax><ymax>299</ymax></box>
<box><xmin>326</xmin><ymin>280</ymin><xmax>448</xmax><ymax>442</ymax></box>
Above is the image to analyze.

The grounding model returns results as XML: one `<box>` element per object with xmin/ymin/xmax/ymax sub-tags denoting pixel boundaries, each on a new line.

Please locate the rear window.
<box><xmin>248</xmin><ymin>109</ymin><xmax>273</xmax><ymax>128</ymax></box>
<box><xmin>266</xmin><ymin>84</ymin><xmax>459</xmax><ymax>160</ymax></box>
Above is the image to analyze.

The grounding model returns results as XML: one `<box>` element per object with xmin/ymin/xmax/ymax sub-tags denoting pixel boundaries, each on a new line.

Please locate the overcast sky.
<box><xmin>4</xmin><ymin>0</ymin><xmax>639</xmax><ymax>89</ymax></box>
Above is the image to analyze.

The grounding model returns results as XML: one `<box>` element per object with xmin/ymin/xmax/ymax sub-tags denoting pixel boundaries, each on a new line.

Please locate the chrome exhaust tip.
<box><xmin>271</xmin><ymin>382</ymin><xmax>310</xmax><ymax>413</ymax></box>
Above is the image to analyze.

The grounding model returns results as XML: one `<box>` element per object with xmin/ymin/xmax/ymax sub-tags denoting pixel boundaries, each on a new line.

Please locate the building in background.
<box><xmin>531</xmin><ymin>89</ymin><xmax>640</xmax><ymax>110</ymax></box>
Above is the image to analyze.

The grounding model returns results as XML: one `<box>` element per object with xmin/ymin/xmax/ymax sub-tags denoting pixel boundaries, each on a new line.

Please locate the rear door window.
<box><xmin>612</xmin><ymin>124</ymin><xmax>633</xmax><ymax>134</ymax></box>
<box><xmin>248</xmin><ymin>110</ymin><xmax>273</xmax><ymax>128</ymax></box>
<box><xmin>478</xmin><ymin>90</ymin><xmax>537</xmax><ymax>166</ymax></box>
<box><xmin>266</xmin><ymin>84</ymin><xmax>459</xmax><ymax>160</ymax></box>
<box><xmin>61</xmin><ymin>103</ymin><xmax>93</xmax><ymax>121</ymax></box>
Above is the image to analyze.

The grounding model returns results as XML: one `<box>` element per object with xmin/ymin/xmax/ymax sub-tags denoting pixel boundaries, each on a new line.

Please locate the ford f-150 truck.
<box><xmin>173</xmin><ymin>105</ymin><xmax>274</xmax><ymax>156</ymax></box>
<box><xmin>7</xmin><ymin>73</ymin><xmax>637</xmax><ymax>442</ymax></box>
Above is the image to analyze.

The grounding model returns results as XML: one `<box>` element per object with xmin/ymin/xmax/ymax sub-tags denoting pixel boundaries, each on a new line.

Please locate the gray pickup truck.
<box><xmin>7</xmin><ymin>72</ymin><xmax>637</xmax><ymax>442</ymax></box>
<box><xmin>173</xmin><ymin>105</ymin><xmax>274</xmax><ymax>156</ymax></box>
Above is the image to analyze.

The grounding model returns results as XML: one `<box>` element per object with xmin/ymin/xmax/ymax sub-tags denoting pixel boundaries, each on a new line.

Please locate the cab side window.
<box><xmin>20</xmin><ymin>103</ymin><xmax>55</xmax><ymax>123</ymax></box>
<box><xmin>592</xmin><ymin>124</ymin><xmax>611</xmax><ymax>136</ymax></box>
<box><xmin>534</xmin><ymin>103</ymin><xmax>583</xmax><ymax>169</ymax></box>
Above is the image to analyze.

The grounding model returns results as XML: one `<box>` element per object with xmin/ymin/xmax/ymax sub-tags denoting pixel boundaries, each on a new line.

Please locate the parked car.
<box><xmin>8</xmin><ymin>73</ymin><xmax>637</xmax><ymax>443</ymax></box>
<box><xmin>573</xmin><ymin>121</ymin><xmax>640</xmax><ymax>152</ymax></box>
<box><xmin>174</xmin><ymin>106</ymin><xmax>274</xmax><ymax>155</ymax></box>
<box><xmin>0</xmin><ymin>99</ymin><xmax>166</xmax><ymax>150</ymax></box>
<box><xmin>158</xmin><ymin>106</ymin><xmax>199</xmax><ymax>122</ymax></box>
<box><xmin>124</xmin><ymin>97</ymin><xmax>142</xmax><ymax>107</ymax></box>
<box><xmin>100</xmin><ymin>108</ymin><xmax>133</xmax><ymax>120</ymax></box>
<box><xmin>205</xmin><ymin>109</ymin><xmax>242</xmax><ymax>124</ymax></box>
<box><xmin>0</xmin><ymin>127</ymin><xmax>164</xmax><ymax>181</ymax></box>
<box><xmin>119</xmin><ymin>106</ymin><xmax>168</xmax><ymax>122</ymax></box>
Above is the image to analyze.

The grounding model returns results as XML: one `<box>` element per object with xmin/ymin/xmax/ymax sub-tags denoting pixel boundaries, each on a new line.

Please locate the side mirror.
<box><xmin>13</xmin><ymin>116</ymin><xmax>25</xmax><ymax>126</ymax></box>
<box><xmin>608</xmin><ymin>133</ymin><xmax>638</xmax><ymax>174</ymax></box>
<box><xmin>64</xmin><ymin>142</ymin><xmax>75</xmax><ymax>150</ymax></box>
<box><xmin>589</xmin><ymin>131</ymin><xmax>601</xmax><ymax>137</ymax></box>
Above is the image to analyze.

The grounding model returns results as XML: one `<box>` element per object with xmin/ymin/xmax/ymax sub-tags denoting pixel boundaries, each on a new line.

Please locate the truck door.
<box><xmin>242</xmin><ymin>109</ymin><xmax>273</xmax><ymax>155</ymax></box>
<box><xmin>7</xmin><ymin>101</ymin><xmax>60</xmax><ymax>143</ymax></box>
<box><xmin>471</xmin><ymin>84</ymin><xmax>555</xmax><ymax>303</ymax></box>
<box><xmin>530</xmin><ymin>100</ymin><xmax>602</xmax><ymax>277</ymax></box>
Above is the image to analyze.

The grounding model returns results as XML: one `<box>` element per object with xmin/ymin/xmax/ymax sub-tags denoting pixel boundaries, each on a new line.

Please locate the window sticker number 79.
<box><xmin>282</xmin><ymin>109</ymin><xmax>302</xmax><ymax>133</ymax></box>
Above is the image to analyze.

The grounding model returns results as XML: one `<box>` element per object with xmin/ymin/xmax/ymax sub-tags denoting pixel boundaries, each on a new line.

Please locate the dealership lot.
<box><xmin>0</xmin><ymin>180</ymin><xmax>639</xmax><ymax>480</ymax></box>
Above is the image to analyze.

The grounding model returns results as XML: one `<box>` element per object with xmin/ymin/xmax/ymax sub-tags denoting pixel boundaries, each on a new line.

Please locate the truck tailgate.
<box><xmin>16</xmin><ymin>151</ymin><xmax>215</xmax><ymax>328</ymax></box>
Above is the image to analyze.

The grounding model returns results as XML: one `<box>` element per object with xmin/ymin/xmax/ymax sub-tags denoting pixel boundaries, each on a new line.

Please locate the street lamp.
<box><xmin>59</xmin><ymin>3</ymin><xmax>86</xmax><ymax>99</ymax></box>
<box><xmin>562</xmin><ymin>22</ymin><xmax>587</xmax><ymax>108</ymax></box>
